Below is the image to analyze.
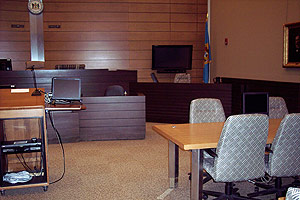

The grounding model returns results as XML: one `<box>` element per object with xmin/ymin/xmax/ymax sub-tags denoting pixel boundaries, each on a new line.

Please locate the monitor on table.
<box><xmin>242</xmin><ymin>92</ymin><xmax>269</xmax><ymax>115</ymax></box>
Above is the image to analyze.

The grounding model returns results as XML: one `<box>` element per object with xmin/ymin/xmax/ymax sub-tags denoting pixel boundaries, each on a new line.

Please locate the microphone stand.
<box><xmin>30</xmin><ymin>65</ymin><xmax>41</xmax><ymax>96</ymax></box>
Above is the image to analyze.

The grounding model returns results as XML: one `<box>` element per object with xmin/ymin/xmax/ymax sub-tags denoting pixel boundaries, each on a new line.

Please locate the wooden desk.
<box><xmin>46</xmin><ymin>103</ymin><xmax>85</xmax><ymax>111</ymax></box>
<box><xmin>0</xmin><ymin>88</ymin><xmax>44</xmax><ymax>108</ymax></box>
<box><xmin>0</xmin><ymin>88</ymin><xmax>84</xmax><ymax>193</ymax></box>
<box><xmin>0</xmin><ymin>89</ymin><xmax>49</xmax><ymax>193</ymax></box>
<box><xmin>0</xmin><ymin>88</ymin><xmax>84</xmax><ymax>111</ymax></box>
<box><xmin>152</xmin><ymin>119</ymin><xmax>281</xmax><ymax>200</ymax></box>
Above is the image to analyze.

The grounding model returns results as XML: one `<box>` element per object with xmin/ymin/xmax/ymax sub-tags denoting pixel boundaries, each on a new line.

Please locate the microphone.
<box><xmin>25</xmin><ymin>61</ymin><xmax>45</xmax><ymax>96</ymax></box>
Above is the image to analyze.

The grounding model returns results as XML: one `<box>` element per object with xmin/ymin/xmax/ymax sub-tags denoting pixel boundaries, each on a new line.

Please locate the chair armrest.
<box><xmin>204</xmin><ymin>149</ymin><xmax>218</xmax><ymax>158</ymax></box>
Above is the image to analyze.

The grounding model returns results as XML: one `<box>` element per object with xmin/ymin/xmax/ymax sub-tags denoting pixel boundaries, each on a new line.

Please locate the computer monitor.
<box><xmin>242</xmin><ymin>92</ymin><xmax>269</xmax><ymax>115</ymax></box>
<box><xmin>51</xmin><ymin>77</ymin><xmax>81</xmax><ymax>101</ymax></box>
<box><xmin>0</xmin><ymin>59</ymin><xmax>12</xmax><ymax>71</ymax></box>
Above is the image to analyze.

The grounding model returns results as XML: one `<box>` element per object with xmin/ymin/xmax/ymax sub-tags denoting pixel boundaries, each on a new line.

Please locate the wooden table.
<box><xmin>152</xmin><ymin>119</ymin><xmax>281</xmax><ymax>200</ymax></box>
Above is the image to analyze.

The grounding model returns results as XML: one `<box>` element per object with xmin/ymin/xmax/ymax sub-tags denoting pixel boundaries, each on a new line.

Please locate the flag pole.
<box><xmin>203</xmin><ymin>13</ymin><xmax>211</xmax><ymax>83</ymax></box>
<box><xmin>207</xmin><ymin>0</ymin><xmax>211</xmax><ymax>83</ymax></box>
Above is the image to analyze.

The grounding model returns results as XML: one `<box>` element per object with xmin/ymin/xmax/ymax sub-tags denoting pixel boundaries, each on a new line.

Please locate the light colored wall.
<box><xmin>210</xmin><ymin>0</ymin><xmax>300</xmax><ymax>83</ymax></box>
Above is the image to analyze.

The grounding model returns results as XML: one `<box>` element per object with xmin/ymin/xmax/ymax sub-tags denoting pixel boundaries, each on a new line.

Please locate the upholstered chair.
<box><xmin>202</xmin><ymin>114</ymin><xmax>269</xmax><ymax>199</ymax></box>
<box><xmin>104</xmin><ymin>85</ymin><xmax>125</xmax><ymax>96</ymax></box>
<box><xmin>189</xmin><ymin>98</ymin><xmax>226</xmax><ymax>183</ymax></box>
<box><xmin>189</xmin><ymin>98</ymin><xmax>226</xmax><ymax>124</ymax></box>
<box><xmin>174</xmin><ymin>73</ymin><xmax>191</xmax><ymax>83</ymax></box>
<box><xmin>248</xmin><ymin>113</ymin><xmax>300</xmax><ymax>199</ymax></box>
<box><xmin>269</xmin><ymin>97</ymin><xmax>288</xmax><ymax>119</ymax></box>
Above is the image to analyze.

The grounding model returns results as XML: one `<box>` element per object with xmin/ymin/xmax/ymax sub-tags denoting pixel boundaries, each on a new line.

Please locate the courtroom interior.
<box><xmin>0</xmin><ymin>0</ymin><xmax>300</xmax><ymax>200</ymax></box>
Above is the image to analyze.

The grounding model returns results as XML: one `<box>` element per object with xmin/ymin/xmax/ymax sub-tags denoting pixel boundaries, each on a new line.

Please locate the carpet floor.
<box><xmin>1</xmin><ymin>123</ymin><xmax>288</xmax><ymax>200</ymax></box>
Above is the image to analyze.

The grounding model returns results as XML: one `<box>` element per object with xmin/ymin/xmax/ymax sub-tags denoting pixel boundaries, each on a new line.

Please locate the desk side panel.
<box><xmin>46</xmin><ymin>111</ymin><xmax>80</xmax><ymax>144</ymax></box>
<box><xmin>80</xmin><ymin>96</ymin><xmax>145</xmax><ymax>140</ymax></box>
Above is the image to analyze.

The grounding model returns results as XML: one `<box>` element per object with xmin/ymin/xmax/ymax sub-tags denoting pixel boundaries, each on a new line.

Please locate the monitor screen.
<box><xmin>243</xmin><ymin>92</ymin><xmax>269</xmax><ymax>115</ymax></box>
<box><xmin>0</xmin><ymin>59</ymin><xmax>12</xmax><ymax>71</ymax></box>
<box><xmin>152</xmin><ymin>45</ymin><xmax>193</xmax><ymax>73</ymax></box>
<box><xmin>51</xmin><ymin>77</ymin><xmax>81</xmax><ymax>101</ymax></box>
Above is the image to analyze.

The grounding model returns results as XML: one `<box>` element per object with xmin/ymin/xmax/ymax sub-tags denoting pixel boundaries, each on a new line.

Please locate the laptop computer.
<box><xmin>51</xmin><ymin>77</ymin><xmax>81</xmax><ymax>104</ymax></box>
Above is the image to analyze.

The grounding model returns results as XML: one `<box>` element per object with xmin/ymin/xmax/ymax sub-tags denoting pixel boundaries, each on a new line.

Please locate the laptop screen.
<box><xmin>51</xmin><ymin>77</ymin><xmax>81</xmax><ymax>101</ymax></box>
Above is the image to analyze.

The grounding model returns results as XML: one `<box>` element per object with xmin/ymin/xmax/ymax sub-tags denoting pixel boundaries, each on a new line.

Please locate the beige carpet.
<box><xmin>1</xmin><ymin>123</ymin><xmax>280</xmax><ymax>200</ymax></box>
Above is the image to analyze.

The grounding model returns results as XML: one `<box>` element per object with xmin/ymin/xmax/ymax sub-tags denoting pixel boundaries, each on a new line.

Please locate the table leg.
<box><xmin>191</xmin><ymin>149</ymin><xmax>203</xmax><ymax>200</ymax></box>
<box><xmin>168</xmin><ymin>141</ymin><xmax>179</xmax><ymax>188</ymax></box>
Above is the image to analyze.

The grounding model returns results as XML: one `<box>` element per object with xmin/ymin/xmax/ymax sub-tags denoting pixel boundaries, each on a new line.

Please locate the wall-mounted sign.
<box><xmin>28</xmin><ymin>0</ymin><xmax>43</xmax><ymax>15</ymax></box>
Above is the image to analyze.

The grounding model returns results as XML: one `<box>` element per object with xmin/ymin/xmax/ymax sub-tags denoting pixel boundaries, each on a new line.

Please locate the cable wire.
<box><xmin>16</xmin><ymin>154</ymin><xmax>31</xmax><ymax>171</ymax></box>
<box><xmin>48</xmin><ymin>111</ymin><xmax>66</xmax><ymax>184</ymax></box>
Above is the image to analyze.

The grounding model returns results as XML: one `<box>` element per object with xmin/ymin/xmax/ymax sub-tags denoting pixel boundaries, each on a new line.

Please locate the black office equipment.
<box><xmin>0</xmin><ymin>59</ymin><xmax>12</xmax><ymax>71</ymax></box>
<box><xmin>0</xmin><ymin>85</ymin><xmax>15</xmax><ymax>89</ymax></box>
<box><xmin>1</xmin><ymin>139</ymin><xmax>42</xmax><ymax>154</ymax></box>
<box><xmin>152</xmin><ymin>45</ymin><xmax>193</xmax><ymax>73</ymax></box>
<box><xmin>51</xmin><ymin>77</ymin><xmax>81</xmax><ymax>102</ymax></box>
<box><xmin>242</xmin><ymin>92</ymin><xmax>269</xmax><ymax>115</ymax></box>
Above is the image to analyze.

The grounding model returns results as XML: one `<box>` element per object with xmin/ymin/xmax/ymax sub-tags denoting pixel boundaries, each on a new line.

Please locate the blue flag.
<box><xmin>203</xmin><ymin>16</ymin><xmax>211</xmax><ymax>83</ymax></box>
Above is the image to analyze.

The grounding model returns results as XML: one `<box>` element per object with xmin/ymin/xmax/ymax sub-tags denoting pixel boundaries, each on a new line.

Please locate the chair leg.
<box><xmin>247</xmin><ymin>177</ymin><xmax>285</xmax><ymax>198</ymax></box>
<box><xmin>275</xmin><ymin>178</ymin><xmax>283</xmax><ymax>199</ymax></box>
<box><xmin>226</xmin><ymin>183</ymin><xmax>234</xmax><ymax>195</ymax></box>
<box><xmin>204</xmin><ymin>182</ymin><xmax>260</xmax><ymax>200</ymax></box>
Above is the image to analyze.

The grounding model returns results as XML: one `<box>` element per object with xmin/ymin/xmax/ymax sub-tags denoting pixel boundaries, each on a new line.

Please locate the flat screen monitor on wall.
<box><xmin>51</xmin><ymin>77</ymin><xmax>81</xmax><ymax>101</ymax></box>
<box><xmin>152</xmin><ymin>45</ymin><xmax>193</xmax><ymax>73</ymax></box>
<box><xmin>242</xmin><ymin>92</ymin><xmax>269</xmax><ymax>115</ymax></box>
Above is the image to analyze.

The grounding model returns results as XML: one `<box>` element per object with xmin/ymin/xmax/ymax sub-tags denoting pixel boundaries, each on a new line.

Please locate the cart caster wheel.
<box><xmin>254</xmin><ymin>186</ymin><xmax>259</xmax><ymax>192</ymax></box>
<box><xmin>43</xmin><ymin>186</ymin><xmax>48</xmax><ymax>192</ymax></box>
<box><xmin>1</xmin><ymin>190</ymin><xmax>5</xmax><ymax>196</ymax></box>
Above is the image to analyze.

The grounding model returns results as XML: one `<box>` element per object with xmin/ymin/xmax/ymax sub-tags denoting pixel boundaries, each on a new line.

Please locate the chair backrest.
<box><xmin>268</xmin><ymin>113</ymin><xmax>300</xmax><ymax>177</ymax></box>
<box><xmin>104</xmin><ymin>85</ymin><xmax>125</xmax><ymax>96</ymax></box>
<box><xmin>189</xmin><ymin>98</ymin><xmax>226</xmax><ymax>123</ymax></box>
<box><xmin>213</xmin><ymin>114</ymin><xmax>269</xmax><ymax>182</ymax></box>
<box><xmin>174</xmin><ymin>73</ymin><xmax>191</xmax><ymax>83</ymax></box>
<box><xmin>269</xmin><ymin>97</ymin><xmax>288</xmax><ymax>119</ymax></box>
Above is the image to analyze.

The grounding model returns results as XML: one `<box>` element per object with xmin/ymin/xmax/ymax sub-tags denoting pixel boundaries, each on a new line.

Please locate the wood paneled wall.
<box><xmin>220</xmin><ymin>77</ymin><xmax>300</xmax><ymax>115</ymax></box>
<box><xmin>0</xmin><ymin>0</ymin><xmax>207</xmax><ymax>83</ymax></box>
<box><xmin>0</xmin><ymin>69</ymin><xmax>137</xmax><ymax>97</ymax></box>
<box><xmin>129</xmin><ymin>83</ymin><xmax>232</xmax><ymax>123</ymax></box>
